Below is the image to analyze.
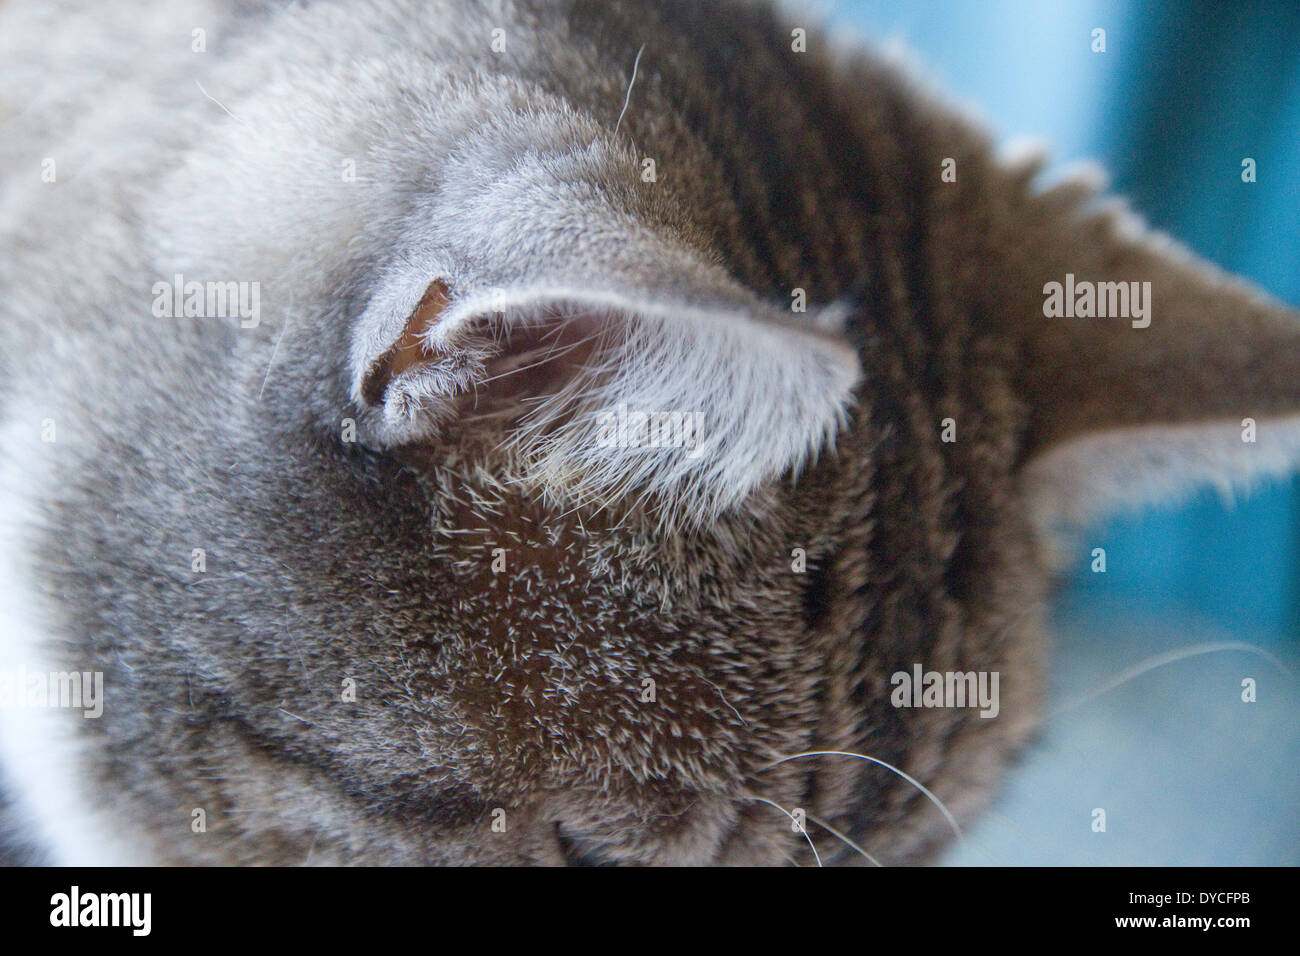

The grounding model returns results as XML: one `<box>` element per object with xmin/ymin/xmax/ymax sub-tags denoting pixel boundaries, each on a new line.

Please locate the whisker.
<box><xmin>802</xmin><ymin>810</ymin><xmax>883</xmax><ymax>867</ymax></box>
<box><xmin>258</xmin><ymin>309</ymin><xmax>292</xmax><ymax>401</ymax></box>
<box><xmin>194</xmin><ymin>79</ymin><xmax>245</xmax><ymax>125</ymax></box>
<box><xmin>734</xmin><ymin>795</ymin><xmax>822</xmax><ymax>866</ymax></box>
<box><xmin>614</xmin><ymin>43</ymin><xmax>647</xmax><ymax>136</ymax></box>
<box><xmin>761</xmin><ymin>750</ymin><xmax>963</xmax><ymax>841</ymax></box>
<box><xmin>1047</xmin><ymin>640</ymin><xmax>1293</xmax><ymax>718</ymax></box>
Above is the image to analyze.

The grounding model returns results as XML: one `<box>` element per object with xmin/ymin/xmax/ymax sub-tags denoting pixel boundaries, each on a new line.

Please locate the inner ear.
<box><xmin>469</xmin><ymin>311</ymin><xmax>608</xmax><ymax>414</ymax></box>
<box><xmin>360</xmin><ymin>279</ymin><xmax>453</xmax><ymax>406</ymax></box>
<box><xmin>360</xmin><ymin>277</ymin><xmax>614</xmax><ymax>437</ymax></box>
<box><xmin>352</xmin><ymin>275</ymin><xmax>861</xmax><ymax>521</ymax></box>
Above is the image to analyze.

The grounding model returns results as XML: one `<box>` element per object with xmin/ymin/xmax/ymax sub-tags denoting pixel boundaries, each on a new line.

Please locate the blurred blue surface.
<box><xmin>829</xmin><ymin>0</ymin><xmax>1300</xmax><ymax>864</ymax></box>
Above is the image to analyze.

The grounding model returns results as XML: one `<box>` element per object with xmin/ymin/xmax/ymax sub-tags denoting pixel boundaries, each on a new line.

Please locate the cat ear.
<box><xmin>349</xmin><ymin>264</ymin><xmax>861</xmax><ymax>521</ymax></box>
<box><xmin>1015</xmin><ymin>192</ymin><xmax>1300</xmax><ymax>530</ymax></box>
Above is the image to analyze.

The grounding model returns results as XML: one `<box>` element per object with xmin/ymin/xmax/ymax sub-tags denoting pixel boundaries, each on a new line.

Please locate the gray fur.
<box><xmin>1</xmin><ymin>0</ymin><xmax>1298</xmax><ymax>865</ymax></box>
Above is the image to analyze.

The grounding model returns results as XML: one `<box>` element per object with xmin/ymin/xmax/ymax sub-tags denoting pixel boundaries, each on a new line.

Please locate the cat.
<box><xmin>1</xmin><ymin>0</ymin><xmax>1298</xmax><ymax>866</ymax></box>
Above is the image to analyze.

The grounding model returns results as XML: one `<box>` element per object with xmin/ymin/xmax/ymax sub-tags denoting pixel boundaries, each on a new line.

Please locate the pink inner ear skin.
<box><xmin>472</xmin><ymin>311</ymin><xmax>606</xmax><ymax>406</ymax></box>
<box><xmin>363</xmin><ymin>282</ymin><xmax>618</xmax><ymax>450</ymax></box>
<box><xmin>386</xmin><ymin>279</ymin><xmax>453</xmax><ymax>378</ymax></box>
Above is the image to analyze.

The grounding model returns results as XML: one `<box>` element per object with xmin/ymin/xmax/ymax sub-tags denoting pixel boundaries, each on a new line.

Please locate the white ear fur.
<box><xmin>1022</xmin><ymin>414</ymin><xmax>1300</xmax><ymax>546</ymax></box>
<box><xmin>352</xmin><ymin>277</ymin><xmax>861</xmax><ymax>522</ymax></box>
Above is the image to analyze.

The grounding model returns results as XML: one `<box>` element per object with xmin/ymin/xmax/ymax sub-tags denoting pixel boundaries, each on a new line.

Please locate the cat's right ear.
<box><xmin>346</xmin><ymin>264</ymin><xmax>861</xmax><ymax>522</ymax></box>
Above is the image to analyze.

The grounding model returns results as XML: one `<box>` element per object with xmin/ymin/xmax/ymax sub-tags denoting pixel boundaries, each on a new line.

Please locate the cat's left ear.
<box><xmin>1012</xmin><ymin>185</ymin><xmax>1300</xmax><ymax>532</ymax></box>
<box><xmin>348</xmin><ymin>260</ymin><xmax>861</xmax><ymax>521</ymax></box>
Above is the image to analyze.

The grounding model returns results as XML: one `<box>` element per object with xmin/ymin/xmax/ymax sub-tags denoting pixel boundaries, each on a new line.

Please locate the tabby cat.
<box><xmin>1</xmin><ymin>0</ymin><xmax>1297</xmax><ymax>865</ymax></box>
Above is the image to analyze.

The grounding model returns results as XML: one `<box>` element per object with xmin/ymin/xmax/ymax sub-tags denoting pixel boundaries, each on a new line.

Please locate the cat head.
<box><xmin>12</xmin><ymin>0</ymin><xmax>1300</xmax><ymax>865</ymax></box>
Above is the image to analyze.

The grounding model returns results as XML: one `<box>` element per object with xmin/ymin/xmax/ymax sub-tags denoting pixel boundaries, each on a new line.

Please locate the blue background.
<box><xmin>828</xmin><ymin>0</ymin><xmax>1300</xmax><ymax>864</ymax></box>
